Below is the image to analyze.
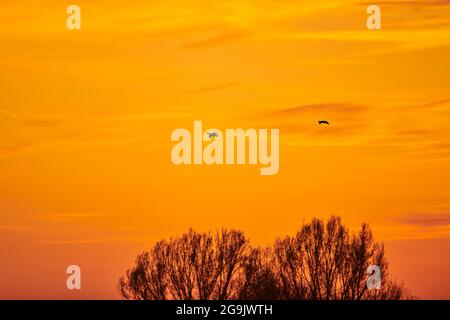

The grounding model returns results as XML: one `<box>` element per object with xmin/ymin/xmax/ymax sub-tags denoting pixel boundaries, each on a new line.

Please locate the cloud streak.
<box><xmin>0</xmin><ymin>108</ymin><xmax>19</xmax><ymax>120</ymax></box>
<box><xmin>189</xmin><ymin>81</ymin><xmax>238</xmax><ymax>94</ymax></box>
<box><xmin>399</xmin><ymin>213</ymin><xmax>450</xmax><ymax>227</ymax></box>
<box><xmin>179</xmin><ymin>30</ymin><xmax>252</xmax><ymax>49</ymax></box>
<box><xmin>0</xmin><ymin>225</ymin><xmax>30</xmax><ymax>231</ymax></box>
<box><xmin>358</xmin><ymin>1</ymin><xmax>450</xmax><ymax>7</ymax></box>
<box><xmin>38</xmin><ymin>213</ymin><xmax>107</xmax><ymax>222</ymax></box>
<box><xmin>276</xmin><ymin>103</ymin><xmax>369</xmax><ymax>116</ymax></box>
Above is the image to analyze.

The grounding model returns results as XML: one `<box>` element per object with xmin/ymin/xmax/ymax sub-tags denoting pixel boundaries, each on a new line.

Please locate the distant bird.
<box><xmin>207</xmin><ymin>132</ymin><xmax>219</xmax><ymax>138</ymax></box>
<box><xmin>318</xmin><ymin>120</ymin><xmax>330</xmax><ymax>125</ymax></box>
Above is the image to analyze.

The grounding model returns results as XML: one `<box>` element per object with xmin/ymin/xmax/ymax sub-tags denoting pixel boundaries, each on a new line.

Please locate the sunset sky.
<box><xmin>1</xmin><ymin>0</ymin><xmax>450</xmax><ymax>299</ymax></box>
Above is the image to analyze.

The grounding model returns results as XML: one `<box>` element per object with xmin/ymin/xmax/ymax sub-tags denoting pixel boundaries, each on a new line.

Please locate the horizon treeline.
<box><xmin>118</xmin><ymin>216</ymin><xmax>414</xmax><ymax>300</ymax></box>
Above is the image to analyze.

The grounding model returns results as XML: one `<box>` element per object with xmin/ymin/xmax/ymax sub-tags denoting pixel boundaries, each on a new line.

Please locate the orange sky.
<box><xmin>1</xmin><ymin>0</ymin><xmax>450</xmax><ymax>299</ymax></box>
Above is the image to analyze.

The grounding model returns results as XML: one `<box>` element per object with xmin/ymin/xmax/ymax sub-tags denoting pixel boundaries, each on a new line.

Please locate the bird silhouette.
<box><xmin>318</xmin><ymin>120</ymin><xmax>330</xmax><ymax>125</ymax></box>
<box><xmin>207</xmin><ymin>132</ymin><xmax>219</xmax><ymax>138</ymax></box>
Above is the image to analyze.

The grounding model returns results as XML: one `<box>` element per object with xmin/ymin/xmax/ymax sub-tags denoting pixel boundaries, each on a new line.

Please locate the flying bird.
<box><xmin>318</xmin><ymin>120</ymin><xmax>330</xmax><ymax>125</ymax></box>
<box><xmin>207</xmin><ymin>132</ymin><xmax>219</xmax><ymax>138</ymax></box>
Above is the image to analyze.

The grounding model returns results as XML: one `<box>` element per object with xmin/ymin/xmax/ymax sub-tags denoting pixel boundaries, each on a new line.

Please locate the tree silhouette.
<box><xmin>271</xmin><ymin>216</ymin><xmax>411</xmax><ymax>299</ymax></box>
<box><xmin>118</xmin><ymin>216</ymin><xmax>414</xmax><ymax>300</ymax></box>
<box><xmin>118</xmin><ymin>229</ymin><xmax>249</xmax><ymax>300</ymax></box>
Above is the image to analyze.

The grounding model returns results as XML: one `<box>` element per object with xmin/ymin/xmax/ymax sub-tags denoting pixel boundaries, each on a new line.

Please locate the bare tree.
<box><xmin>237</xmin><ymin>247</ymin><xmax>280</xmax><ymax>300</ymax></box>
<box><xmin>117</xmin><ymin>243</ymin><xmax>167</xmax><ymax>300</ymax></box>
<box><xmin>272</xmin><ymin>216</ymin><xmax>413</xmax><ymax>300</ymax></box>
<box><xmin>118</xmin><ymin>217</ymin><xmax>414</xmax><ymax>300</ymax></box>
<box><xmin>118</xmin><ymin>229</ymin><xmax>249</xmax><ymax>300</ymax></box>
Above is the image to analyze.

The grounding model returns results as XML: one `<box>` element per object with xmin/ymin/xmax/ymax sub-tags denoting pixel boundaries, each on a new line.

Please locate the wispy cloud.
<box><xmin>358</xmin><ymin>1</ymin><xmax>450</xmax><ymax>7</ymax></box>
<box><xmin>189</xmin><ymin>81</ymin><xmax>238</xmax><ymax>94</ymax></box>
<box><xmin>267</xmin><ymin>102</ymin><xmax>371</xmax><ymax>143</ymax></box>
<box><xmin>398</xmin><ymin>213</ymin><xmax>450</xmax><ymax>227</ymax></box>
<box><xmin>0</xmin><ymin>108</ymin><xmax>65</xmax><ymax>127</ymax></box>
<box><xmin>40</xmin><ymin>237</ymin><xmax>151</xmax><ymax>245</ymax></box>
<box><xmin>179</xmin><ymin>30</ymin><xmax>252</xmax><ymax>49</ymax></box>
<box><xmin>38</xmin><ymin>212</ymin><xmax>107</xmax><ymax>222</ymax></box>
<box><xmin>276</xmin><ymin>103</ymin><xmax>369</xmax><ymax>116</ymax></box>
<box><xmin>264</xmin><ymin>99</ymin><xmax>450</xmax><ymax>154</ymax></box>
<box><xmin>0</xmin><ymin>225</ymin><xmax>30</xmax><ymax>231</ymax></box>
<box><xmin>0</xmin><ymin>109</ymin><xmax>193</xmax><ymax>156</ymax></box>
<box><xmin>0</xmin><ymin>142</ymin><xmax>36</xmax><ymax>155</ymax></box>
<box><xmin>0</xmin><ymin>108</ymin><xmax>19</xmax><ymax>120</ymax></box>
<box><xmin>24</xmin><ymin>119</ymin><xmax>61</xmax><ymax>127</ymax></box>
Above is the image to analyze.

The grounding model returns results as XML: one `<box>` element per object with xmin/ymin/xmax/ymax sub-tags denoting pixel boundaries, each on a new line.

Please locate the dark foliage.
<box><xmin>118</xmin><ymin>216</ymin><xmax>414</xmax><ymax>300</ymax></box>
